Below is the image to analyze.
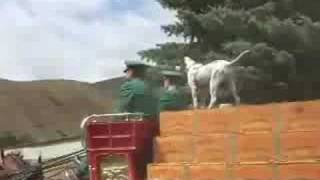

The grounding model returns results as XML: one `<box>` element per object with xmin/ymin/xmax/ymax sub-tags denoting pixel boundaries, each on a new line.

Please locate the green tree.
<box><xmin>139</xmin><ymin>0</ymin><xmax>320</xmax><ymax>101</ymax></box>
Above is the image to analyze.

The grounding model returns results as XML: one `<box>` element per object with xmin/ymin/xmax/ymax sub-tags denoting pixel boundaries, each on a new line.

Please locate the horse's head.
<box><xmin>184</xmin><ymin>56</ymin><xmax>197</xmax><ymax>70</ymax></box>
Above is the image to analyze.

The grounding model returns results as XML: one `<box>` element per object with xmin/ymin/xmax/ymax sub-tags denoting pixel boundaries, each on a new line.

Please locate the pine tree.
<box><xmin>139</xmin><ymin>0</ymin><xmax>320</xmax><ymax>101</ymax></box>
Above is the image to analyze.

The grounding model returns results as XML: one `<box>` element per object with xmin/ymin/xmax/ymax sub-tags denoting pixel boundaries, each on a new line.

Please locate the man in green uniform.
<box><xmin>77</xmin><ymin>60</ymin><xmax>159</xmax><ymax>179</ymax></box>
<box><xmin>116</xmin><ymin>60</ymin><xmax>159</xmax><ymax>169</ymax></box>
<box><xmin>159</xmin><ymin>70</ymin><xmax>189</xmax><ymax>111</ymax></box>
<box><xmin>115</xmin><ymin>60</ymin><xmax>159</xmax><ymax>118</ymax></box>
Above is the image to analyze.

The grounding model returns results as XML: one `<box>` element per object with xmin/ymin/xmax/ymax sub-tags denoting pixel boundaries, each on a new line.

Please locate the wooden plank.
<box><xmin>189</xmin><ymin>164</ymin><xmax>226</xmax><ymax>180</ymax></box>
<box><xmin>280</xmin><ymin>131</ymin><xmax>320</xmax><ymax>162</ymax></box>
<box><xmin>195</xmin><ymin>108</ymin><xmax>238</xmax><ymax>134</ymax></box>
<box><xmin>237</xmin><ymin>104</ymin><xmax>277</xmax><ymax>134</ymax></box>
<box><xmin>155</xmin><ymin>135</ymin><xmax>231</xmax><ymax>163</ymax></box>
<box><xmin>237</xmin><ymin>133</ymin><xmax>275</xmax><ymax>163</ymax></box>
<box><xmin>193</xmin><ymin>134</ymin><xmax>231</xmax><ymax>163</ymax></box>
<box><xmin>160</xmin><ymin>111</ymin><xmax>195</xmax><ymax>136</ymax></box>
<box><xmin>279</xmin><ymin>164</ymin><xmax>320</xmax><ymax>179</ymax></box>
<box><xmin>148</xmin><ymin>164</ymin><xmax>186</xmax><ymax>180</ymax></box>
<box><xmin>279</xmin><ymin>100</ymin><xmax>320</xmax><ymax>132</ymax></box>
<box><xmin>150</xmin><ymin>101</ymin><xmax>320</xmax><ymax>180</ymax></box>
<box><xmin>233</xmin><ymin>164</ymin><xmax>274</xmax><ymax>180</ymax></box>
<box><xmin>154</xmin><ymin>136</ymin><xmax>193</xmax><ymax>163</ymax></box>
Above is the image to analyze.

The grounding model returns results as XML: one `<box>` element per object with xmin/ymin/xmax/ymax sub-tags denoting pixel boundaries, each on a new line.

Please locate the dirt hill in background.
<box><xmin>2</xmin><ymin>75</ymin><xmax>318</xmax><ymax>148</ymax></box>
<box><xmin>94</xmin><ymin>77</ymin><xmax>125</xmax><ymax>97</ymax></box>
<box><xmin>0</xmin><ymin>77</ymin><xmax>123</xmax><ymax>148</ymax></box>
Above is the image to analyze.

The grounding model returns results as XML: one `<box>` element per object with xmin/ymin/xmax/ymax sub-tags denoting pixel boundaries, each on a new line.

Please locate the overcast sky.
<box><xmin>0</xmin><ymin>0</ymin><xmax>177</xmax><ymax>82</ymax></box>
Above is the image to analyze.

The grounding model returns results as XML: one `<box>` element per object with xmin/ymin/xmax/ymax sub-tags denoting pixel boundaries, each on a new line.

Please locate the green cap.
<box><xmin>161</xmin><ymin>70</ymin><xmax>183</xmax><ymax>77</ymax></box>
<box><xmin>124</xmin><ymin>60</ymin><xmax>149</xmax><ymax>72</ymax></box>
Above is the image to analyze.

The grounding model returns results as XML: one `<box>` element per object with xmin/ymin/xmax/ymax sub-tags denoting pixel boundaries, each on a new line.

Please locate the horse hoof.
<box><xmin>219</xmin><ymin>104</ymin><xmax>233</xmax><ymax>108</ymax></box>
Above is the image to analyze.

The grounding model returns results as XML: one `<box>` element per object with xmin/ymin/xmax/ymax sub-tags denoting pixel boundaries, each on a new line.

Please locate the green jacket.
<box><xmin>77</xmin><ymin>156</ymin><xmax>89</xmax><ymax>178</ymax></box>
<box><xmin>159</xmin><ymin>86</ymin><xmax>188</xmax><ymax>111</ymax></box>
<box><xmin>115</xmin><ymin>78</ymin><xmax>159</xmax><ymax>118</ymax></box>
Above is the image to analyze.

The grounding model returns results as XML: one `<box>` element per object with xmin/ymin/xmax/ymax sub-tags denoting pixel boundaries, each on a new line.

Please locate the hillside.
<box><xmin>0</xmin><ymin>77</ymin><xmax>123</xmax><ymax>148</ymax></box>
<box><xmin>1</xmin><ymin>75</ymin><xmax>319</xmax><ymax>148</ymax></box>
<box><xmin>94</xmin><ymin>76</ymin><xmax>125</xmax><ymax>97</ymax></box>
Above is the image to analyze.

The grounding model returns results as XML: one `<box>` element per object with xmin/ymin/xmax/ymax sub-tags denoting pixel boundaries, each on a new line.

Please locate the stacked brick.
<box><xmin>148</xmin><ymin>100</ymin><xmax>320</xmax><ymax>180</ymax></box>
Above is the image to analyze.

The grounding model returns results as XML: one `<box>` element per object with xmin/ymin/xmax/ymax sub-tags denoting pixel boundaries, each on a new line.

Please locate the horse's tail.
<box><xmin>229</xmin><ymin>50</ymin><xmax>250</xmax><ymax>66</ymax></box>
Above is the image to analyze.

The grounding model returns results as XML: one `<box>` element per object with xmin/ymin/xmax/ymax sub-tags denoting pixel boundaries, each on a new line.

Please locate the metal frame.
<box><xmin>80</xmin><ymin>113</ymin><xmax>145</xmax><ymax>148</ymax></box>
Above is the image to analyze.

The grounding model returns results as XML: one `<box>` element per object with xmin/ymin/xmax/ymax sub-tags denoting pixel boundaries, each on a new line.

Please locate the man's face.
<box><xmin>125</xmin><ymin>68</ymin><xmax>134</xmax><ymax>79</ymax></box>
<box><xmin>163</xmin><ymin>77</ymin><xmax>171</xmax><ymax>88</ymax></box>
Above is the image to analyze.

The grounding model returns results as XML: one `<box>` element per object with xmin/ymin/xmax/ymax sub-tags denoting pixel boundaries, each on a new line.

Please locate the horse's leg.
<box><xmin>191</xmin><ymin>85</ymin><xmax>199</xmax><ymax>109</ymax></box>
<box><xmin>208</xmin><ymin>79</ymin><xmax>218</xmax><ymax>109</ymax></box>
<box><xmin>198</xmin><ymin>89</ymin><xmax>206</xmax><ymax>109</ymax></box>
<box><xmin>208</xmin><ymin>92</ymin><xmax>217</xmax><ymax>109</ymax></box>
<box><xmin>230</xmin><ymin>80</ymin><xmax>240</xmax><ymax>105</ymax></box>
<box><xmin>204</xmin><ymin>91</ymin><xmax>211</xmax><ymax>108</ymax></box>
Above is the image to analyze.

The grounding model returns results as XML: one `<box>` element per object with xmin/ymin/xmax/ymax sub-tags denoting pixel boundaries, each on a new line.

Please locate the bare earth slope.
<box><xmin>0</xmin><ymin>77</ymin><xmax>123</xmax><ymax>148</ymax></box>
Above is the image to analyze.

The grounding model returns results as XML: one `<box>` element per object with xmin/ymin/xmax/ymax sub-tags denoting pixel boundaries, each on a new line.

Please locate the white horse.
<box><xmin>184</xmin><ymin>50</ymin><xmax>251</xmax><ymax>109</ymax></box>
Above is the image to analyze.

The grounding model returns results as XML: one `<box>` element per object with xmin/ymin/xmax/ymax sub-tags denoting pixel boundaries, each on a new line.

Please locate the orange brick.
<box><xmin>154</xmin><ymin>136</ymin><xmax>193</xmax><ymax>163</ymax></box>
<box><xmin>233</xmin><ymin>164</ymin><xmax>273</xmax><ymax>180</ymax></box>
<box><xmin>160</xmin><ymin>111</ymin><xmax>195</xmax><ymax>136</ymax></box>
<box><xmin>280</xmin><ymin>131</ymin><xmax>320</xmax><ymax>162</ymax></box>
<box><xmin>237</xmin><ymin>104</ymin><xmax>276</xmax><ymax>134</ymax></box>
<box><xmin>196</xmin><ymin>108</ymin><xmax>238</xmax><ymax>134</ymax></box>
<box><xmin>279</xmin><ymin>101</ymin><xmax>320</xmax><ymax>132</ymax></box>
<box><xmin>279</xmin><ymin>164</ymin><xmax>320</xmax><ymax>180</ymax></box>
<box><xmin>237</xmin><ymin>133</ymin><xmax>275</xmax><ymax>163</ymax></box>
<box><xmin>148</xmin><ymin>164</ymin><xmax>185</xmax><ymax>180</ymax></box>
<box><xmin>193</xmin><ymin>134</ymin><xmax>231</xmax><ymax>163</ymax></box>
<box><xmin>189</xmin><ymin>164</ymin><xmax>226</xmax><ymax>180</ymax></box>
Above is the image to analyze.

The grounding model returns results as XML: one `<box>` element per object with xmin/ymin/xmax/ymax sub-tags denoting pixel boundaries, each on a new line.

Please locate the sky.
<box><xmin>0</xmin><ymin>0</ymin><xmax>178</xmax><ymax>82</ymax></box>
